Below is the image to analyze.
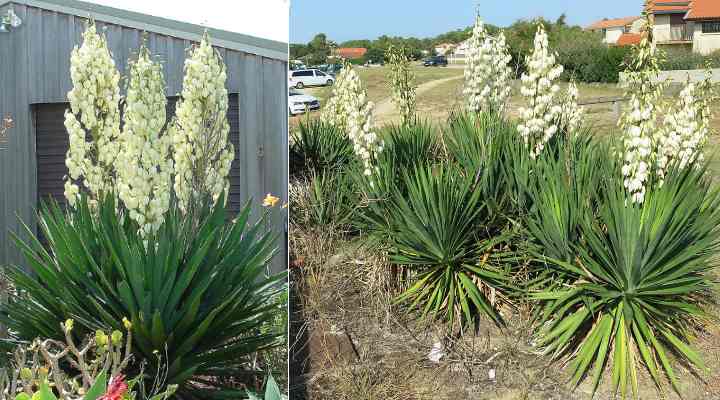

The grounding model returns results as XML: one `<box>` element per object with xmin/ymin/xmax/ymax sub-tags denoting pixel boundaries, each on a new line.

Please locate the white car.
<box><xmin>289</xmin><ymin>69</ymin><xmax>334</xmax><ymax>89</ymax></box>
<box><xmin>288</xmin><ymin>89</ymin><xmax>320</xmax><ymax>116</ymax></box>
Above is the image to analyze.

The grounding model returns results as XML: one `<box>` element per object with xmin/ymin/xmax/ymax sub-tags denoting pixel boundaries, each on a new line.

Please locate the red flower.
<box><xmin>99</xmin><ymin>374</ymin><xmax>128</xmax><ymax>400</ymax></box>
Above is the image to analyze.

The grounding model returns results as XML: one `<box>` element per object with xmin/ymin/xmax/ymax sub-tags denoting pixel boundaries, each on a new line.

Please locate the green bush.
<box><xmin>659</xmin><ymin>48</ymin><xmax>720</xmax><ymax>71</ymax></box>
<box><xmin>524</xmin><ymin>135</ymin><xmax>611</xmax><ymax>264</ymax></box>
<box><xmin>380</xmin><ymin>120</ymin><xmax>439</xmax><ymax>169</ymax></box>
<box><xmin>3</xmin><ymin>195</ymin><xmax>286</xmax><ymax>399</ymax></box>
<box><xmin>290</xmin><ymin>170</ymin><xmax>357</xmax><ymax>230</ymax></box>
<box><xmin>531</xmin><ymin>164</ymin><xmax>720</xmax><ymax>397</ymax></box>
<box><xmin>505</xmin><ymin>18</ymin><xmax>631</xmax><ymax>83</ymax></box>
<box><xmin>352</xmin><ymin>120</ymin><xmax>441</xmax><ymax>241</ymax></box>
<box><xmin>363</xmin><ymin>162</ymin><xmax>516</xmax><ymax>328</ymax></box>
<box><xmin>445</xmin><ymin>112</ymin><xmax>521</xmax><ymax>214</ymax></box>
<box><xmin>290</xmin><ymin>119</ymin><xmax>353</xmax><ymax>178</ymax></box>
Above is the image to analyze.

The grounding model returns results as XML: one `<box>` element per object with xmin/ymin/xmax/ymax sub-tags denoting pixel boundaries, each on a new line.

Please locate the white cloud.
<box><xmin>86</xmin><ymin>0</ymin><xmax>289</xmax><ymax>42</ymax></box>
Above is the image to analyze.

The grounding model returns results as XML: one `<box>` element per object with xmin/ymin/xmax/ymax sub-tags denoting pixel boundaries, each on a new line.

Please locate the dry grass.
<box><xmin>290</xmin><ymin>219</ymin><xmax>720</xmax><ymax>399</ymax></box>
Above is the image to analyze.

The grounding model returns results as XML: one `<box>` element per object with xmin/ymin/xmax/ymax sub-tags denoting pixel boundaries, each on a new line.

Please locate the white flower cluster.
<box><xmin>343</xmin><ymin>65</ymin><xmax>384</xmax><ymax>177</ymax></box>
<box><xmin>656</xmin><ymin>75</ymin><xmax>713</xmax><ymax>180</ymax></box>
<box><xmin>172</xmin><ymin>34</ymin><xmax>235</xmax><ymax>213</ymax></box>
<box><xmin>558</xmin><ymin>81</ymin><xmax>583</xmax><ymax>134</ymax></box>
<box><xmin>387</xmin><ymin>46</ymin><xmax>416</xmax><ymax>126</ymax></box>
<box><xmin>64</xmin><ymin>22</ymin><xmax>122</xmax><ymax>206</ymax></box>
<box><xmin>116</xmin><ymin>47</ymin><xmax>173</xmax><ymax>236</ymax></box>
<box><xmin>619</xmin><ymin>30</ymin><xmax>664</xmax><ymax>204</ymax></box>
<box><xmin>321</xmin><ymin>63</ymin><xmax>353</xmax><ymax>131</ymax></box>
<box><xmin>463</xmin><ymin>16</ymin><xmax>513</xmax><ymax>114</ymax></box>
<box><xmin>517</xmin><ymin>24</ymin><xmax>564</xmax><ymax>159</ymax></box>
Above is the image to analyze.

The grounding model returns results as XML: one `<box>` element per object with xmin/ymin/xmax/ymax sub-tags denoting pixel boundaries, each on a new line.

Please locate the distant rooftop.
<box><xmin>587</xmin><ymin>16</ymin><xmax>641</xmax><ymax>30</ymax></box>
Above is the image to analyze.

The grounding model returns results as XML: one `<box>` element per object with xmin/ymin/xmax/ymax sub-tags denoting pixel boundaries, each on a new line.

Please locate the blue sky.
<box><xmin>290</xmin><ymin>0</ymin><xmax>642</xmax><ymax>43</ymax></box>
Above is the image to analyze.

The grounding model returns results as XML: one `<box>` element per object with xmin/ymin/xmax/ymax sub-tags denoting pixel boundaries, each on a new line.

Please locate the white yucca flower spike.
<box><xmin>321</xmin><ymin>61</ymin><xmax>353</xmax><ymax>131</ymax></box>
<box><xmin>464</xmin><ymin>16</ymin><xmax>513</xmax><ymax>114</ymax></box>
<box><xmin>116</xmin><ymin>45</ymin><xmax>173</xmax><ymax>236</ymax></box>
<box><xmin>172</xmin><ymin>32</ymin><xmax>234</xmax><ymax>214</ymax></box>
<box><xmin>559</xmin><ymin>81</ymin><xmax>583</xmax><ymax>134</ymax></box>
<box><xmin>517</xmin><ymin>23</ymin><xmax>564</xmax><ymax>159</ymax></box>
<box><xmin>387</xmin><ymin>45</ymin><xmax>416</xmax><ymax>126</ymax></box>
<box><xmin>657</xmin><ymin>72</ymin><xmax>714</xmax><ymax>182</ymax></box>
<box><xmin>64</xmin><ymin>21</ymin><xmax>122</xmax><ymax>206</ymax></box>
<box><xmin>340</xmin><ymin>65</ymin><xmax>383</xmax><ymax>181</ymax></box>
<box><xmin>619</xmin><ymin>20</ymin><xmax>664</xmax><ymax>204</ymax></box>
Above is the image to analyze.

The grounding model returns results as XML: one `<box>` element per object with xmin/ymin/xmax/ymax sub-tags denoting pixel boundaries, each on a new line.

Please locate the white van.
<box><xmin>289</xmin><ymin>69</ymin><xmax>335</xmax><ymax>89</ymax></box>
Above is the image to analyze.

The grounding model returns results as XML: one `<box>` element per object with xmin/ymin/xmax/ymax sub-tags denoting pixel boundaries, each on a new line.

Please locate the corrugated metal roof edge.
<box><xmin>0</xmin><ymin>0</ymin><xmax>288</xmax><ymax>61</ymax></box>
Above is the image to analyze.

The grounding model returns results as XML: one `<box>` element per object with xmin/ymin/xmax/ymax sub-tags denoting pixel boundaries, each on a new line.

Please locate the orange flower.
<box><xmin>262</xmin><ymin>193</ymin><xmax>280</xmax><ymax>207</ymax></box>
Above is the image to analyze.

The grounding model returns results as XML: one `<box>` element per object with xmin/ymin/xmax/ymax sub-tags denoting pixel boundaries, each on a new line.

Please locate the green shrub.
<box><xmin>3</xmin><ymin>195</ymin><xmax>285</xmax><ymax>399</ymax></box>
<box><xmin>505</xmin><ymin>19</ymin><xmax>630</xmax><ymax>83</ymax></box>
<box><xmin>290</xmin><ymin>170</ymin><xmax>357</xmax><ymax>230</ymax></box>
<box><xmin>379</xmin><ymin>120</ymin><xmax>439</xmax><ymax>169</ymax></box>
<box><xmin>290</xmin><ymin>119</ymin><xmax>353</xmax><ymax>178</ymax></box>
<box><xmin>531</xmin><ymin>164</ymin><xmax>720</xmax><ymax>397</ymax></box>
<box><xmin>524</xmin><ymin>135</ymin><xmax>611</xmax><ymax>264</ymax></box>
<box><xmin>659</xmin><ymin>48</ymin><xmax>720</xmax><ymax>71</ymax></box>
<box><xmin>445</xmin><ymin>112</ymin><xmax>520</xmax><ymax>214</ymax></box>
<box><xmin>363</xmin><ymin>163</ymin><xmax>516</xmax><ymax>328</ymax></box>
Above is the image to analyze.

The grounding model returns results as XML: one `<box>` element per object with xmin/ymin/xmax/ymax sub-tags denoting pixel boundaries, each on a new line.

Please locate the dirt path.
<box><xmin>374</xmin><ymin>73</ymin><xmax>464</xmax><ymax>118</ymax></box>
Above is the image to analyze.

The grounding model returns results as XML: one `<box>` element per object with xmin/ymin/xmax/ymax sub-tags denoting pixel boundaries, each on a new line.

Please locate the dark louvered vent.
<box><xmin>34</xmin><ymin>94</ymin><xmax>241</xmax><ymax>217</ymax></box>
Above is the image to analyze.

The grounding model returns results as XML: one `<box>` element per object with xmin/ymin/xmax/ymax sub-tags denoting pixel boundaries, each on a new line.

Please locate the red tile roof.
<box><xmin>686</xmin><ymin>0</ymin><xmax>720</xmax><ymax>20</ymax></box>
<box><xmin>616</xmin><ymin>33</ymin><xmax>643</xmax><ymax>46</ymax></box>
<box><xmin>647</xmin><ymin>0</ymin><xmax>691</xmax><ymax>13</ymax></box>
<box><xmin>334</xmin><ymin>47</ymin><xmax>367</xmax><ymax>59</ymax></box>
<box><xmin>588</xmin><ymin>16</ymin><xmax>641</xmax><ymax>29</ymax></box>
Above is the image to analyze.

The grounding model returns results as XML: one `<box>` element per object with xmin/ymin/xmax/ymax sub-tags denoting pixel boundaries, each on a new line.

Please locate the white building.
<box><xmin>434</xmin><ymin>42</ymin><xmax>456</xmax><ymax>56</ymax></box>
<box><xmin>447</xmin><ymin>38</ymin><xmax>471</xmax><ymax>64</ymax></box>
<box><xmin>648</xmin><ymin>0</ymin><xmax>720</xmax><ymax>55</ymax></box>
<box><xmin>587</xmin><ymin>16</ymin><xmax>643</xmax><ymax>44</ymax></box>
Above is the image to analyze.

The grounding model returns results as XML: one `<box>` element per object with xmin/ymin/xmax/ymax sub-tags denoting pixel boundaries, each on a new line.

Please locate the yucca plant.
<box><xmin>289</xmin><ymin>118</ymin><xmax>353</xmax><ymax>178</ymax></box>
<box><xmin>444</xmin><ymin>111</ymin><xmax>516</xmax><ymax>216</ymax></box>
<box><xmin>525</xmin><ymin>134</ymin><xmax>611</xmax><ymax>264</ymax></box>
<box><xmin>352</xmin><ymin>120</ymin><xmax>439</xmax><ymax>240</ymax></box>
<box><xmin>365</xmin><ymin>164</ymin><xmax>515</xmax><ymax>328</ymax></box>
<box><xmin>532</xmin><ymin>164</ymin><xmax>720</xmax><ymax>398</ymax></box>
<box><xmin>290</xmin><ymin>170</ymin><xmax>357</xmax><ymax>230</ymax></box>
<box><xmin>3</xmin><ymin>194</ymin><xmax>286</xmax><ymax>399</ymax></box>
<box><xmin>379</xmin><ymin>120</ymin><xmax>439</xmax><ymax>169</ymax></box>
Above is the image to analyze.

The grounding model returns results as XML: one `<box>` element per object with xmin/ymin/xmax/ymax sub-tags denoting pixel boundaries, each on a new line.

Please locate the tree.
<box><xmin>555</xmin><ymin>13</ymin><xmax>567</xmax><ymax>27</ymax></box>
<box><xmin>364</xmin><ymin>46</ymin><xmax>385</xmax><ymax>64</ymax></box>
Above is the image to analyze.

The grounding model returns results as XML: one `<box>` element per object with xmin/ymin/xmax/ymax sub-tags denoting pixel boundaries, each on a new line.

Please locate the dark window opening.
<box><xmin>703</xmin><ymin>21</ymin><xmax>720</xmax><ymax>34</ymax></box>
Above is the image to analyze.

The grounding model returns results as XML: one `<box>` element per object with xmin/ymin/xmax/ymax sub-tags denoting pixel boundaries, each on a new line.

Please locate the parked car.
<box><xmin>423</xmin><ymin>56</ymin><xmax>448</xmax><ymax>67</ymax></box>
<box><xmin>315</xmin><ymin>63</ymin><xmax>343</xmax><ymax>76</ymax></box>
<box><xmin>288</xmin><ymin>69</ymin><xmax>335</xmax><ymax>89</ymax></box>
<box><xmin>288</xmin><ymin>89</ymin><xmax>320</xmax><ymax>116</ymax></box>
<box><xmin>289</xmin><ymin>60</ymin><xmax>307</xmax><ymax>71</ymax></box>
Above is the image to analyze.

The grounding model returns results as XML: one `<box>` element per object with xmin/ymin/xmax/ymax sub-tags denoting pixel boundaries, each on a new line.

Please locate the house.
<box><xmin>448</xmin><ymin>38</ymin><xmax>471</xmax><ymax>64</ymax></box>
<box><xmin>333</xmin><ymin>47</ymin><xmax>367</xmax><ymax>59</ymax></box>
<box><xmin>647</xmin><ymin>0</ymin><xmax>720</xmax><ymax>54</ymax></box>
<box><xmin>587</xmin><ymin>16</ymin><xmax>643</xmax><ymax>44</ymax></box>
<box><xmin>434</xmin><ymin>42</ymin><xmax>455</xmax><ymax>56</ymax></box>
<box><xmin>685</xmin><ymin>0</ymin><xmax>720</xmax><ymax>54</ymax></box>
<box><xmin>0</xmin><ymin>0</ymin><xmax>288</xmax><ymax>270</ymax></box>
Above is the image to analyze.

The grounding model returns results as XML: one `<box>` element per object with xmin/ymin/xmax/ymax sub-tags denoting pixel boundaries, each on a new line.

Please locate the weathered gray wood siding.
<box><xmin>0</xmin><ymin>3</ymin><xmax>288</xmax><ymax>272</ymax></box>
